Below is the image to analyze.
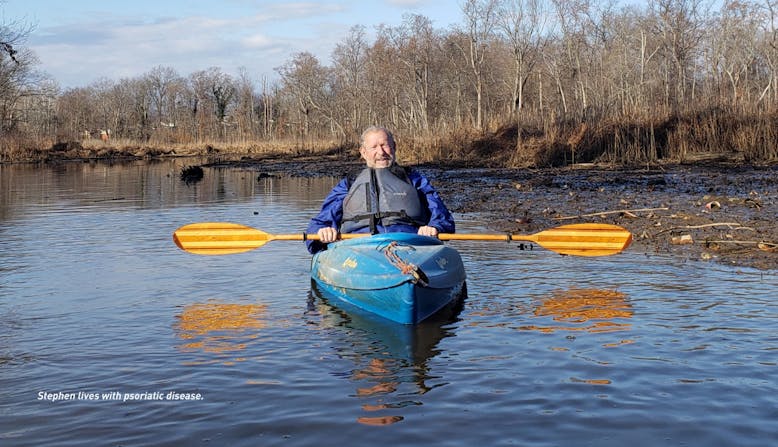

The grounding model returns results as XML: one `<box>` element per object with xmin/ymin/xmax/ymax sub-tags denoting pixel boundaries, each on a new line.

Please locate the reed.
<box><xmin>2</xmin><ymin>106</ymin><xmax>776</xmax><ymax>165</ymax></box>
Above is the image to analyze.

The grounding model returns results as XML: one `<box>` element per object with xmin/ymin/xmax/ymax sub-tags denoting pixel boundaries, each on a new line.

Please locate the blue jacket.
<box><xmin>306</xmin><ymin>167</ymin><xmax>455</xmax><ymax>253</ymax></box>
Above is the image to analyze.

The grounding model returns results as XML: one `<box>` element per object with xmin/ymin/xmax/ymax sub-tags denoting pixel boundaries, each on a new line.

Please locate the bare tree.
<box><xmin>648</xmin><ymin>0</ymin><xmax>711</xmax><ymax>111</ymax></box>
<box><xmin>258</xmin><ymin>75</ymin><xmax>277</xmax><ymax>139</ymax></box>
<box><xmin>379</xmin><ymin>14</ymin><xmax>442</xmax><ymax>134</ymax></box>
<box><xmin>549</xmin><ymin>0</ymin><xmax>594</xmax><ymax>118</ymax></box>
<box><xmin>57</xmin><ymin>87</ymin><xmax>94</xmax><ymax>139</ymax></box>
<box><xmin>332</xmin><ymin>25</ymin><xmax>368</xmax><ymax>139</ymax></box>
<box><xmin>457</xmin><ymin>0</ymin><xmax>499</xmax><ymax>130</ymax></box>
<box><xmin>756</xmin><ymin>0</ymin><xmax>778</xmax><ymax>105</ymax></box>
<box><xmin>706</xmin><ymin>0</ymin><xmax>763</xmax><ymax>105</ymax></box>
<box><xmin>16</xmin><ymin>78</ymin><xmax>57</xmax><ymax>138</ymax></box>
<box><xmin>209</xmin><ymin>68</ymin><xmax>237</xmax><ymax>140</ymax></box>
<box><xmin>128</xmin><ymin>77</ymin><xmax>153</xmax><ymax>141</ymax></box>
<box><xmin>187</xmin><ymin>68</ymin><xmax>240</xmax><ymax>142</ymax></box>
<box><xmin>498</xmin><ymin>0</ymin><xmax>548</xmax><ymax>115</ymax></box>
<box><xmin>496</xmin><ymin>0</ymin><xmax>549</xmax><ymax>149</ymax></box>
<box><xmin>362</xmin><ymin>31</ymin><xmax>403</xmax><ymax>129</ymax></box>
<box><xmin>234</xmin><ymin>67</ymin><xmax>257</xmax><ymax>142</ymax></box>
<box><xmin>146</xmin><ymin>66</ymin><xmax>183</xmax><ymax>129</ymax></box>
<box><xmin>92</xmin><ymin>78</ymin><xmax>118</xmax><ymax>137</ymax></box>
<box><xmin>277</xmin><ymin>52</ymin><xmax>340</xmax><ymax>142</ymax></box>
<box><xmin>624</xmin><ymin>8</ymin><xmax>663</xmax><ymax>114</ymax></box>
<box><xmin>0</xmin><ymin>13</ymin><xmax>37</xmax><ymax>137</ymax></box>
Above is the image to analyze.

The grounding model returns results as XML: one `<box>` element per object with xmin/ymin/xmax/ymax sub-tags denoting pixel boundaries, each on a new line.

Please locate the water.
<box><xmin>1</xmin><ymin>160</ymin><xmax>776</xmax><ymax>446</ymax></box>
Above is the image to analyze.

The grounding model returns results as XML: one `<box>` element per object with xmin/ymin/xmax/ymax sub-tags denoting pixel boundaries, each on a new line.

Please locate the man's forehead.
<box><xmin>364</xmin><ymin>130</ymin><xmax>388</xmax><ymax>141</ymax></box>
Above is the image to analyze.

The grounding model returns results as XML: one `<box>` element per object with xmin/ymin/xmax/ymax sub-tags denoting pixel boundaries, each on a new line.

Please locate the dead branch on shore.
<box><xmin>655</xmin><ymin>222</ymin><xmax>754</xmax><ymax>236</ymax></box>
<box><xmin>554</xmin><ymin>207</ymin><xmax>669</xmax><ymax>220</ymax></box>
<box><xmin>703</xmin><ymin>240</ymin><xmax>776</xmax><ymax>253</ymax></box>
<box><xmin>703</xmin><ymin>240</ymin><xmax>760</xmax><ymax>245</ymax></box>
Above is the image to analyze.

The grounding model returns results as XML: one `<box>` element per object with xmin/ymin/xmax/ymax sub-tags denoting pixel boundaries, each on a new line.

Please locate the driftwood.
<box><xmin>655</xmin><ymin>222</ymin><xmax>755</xmax><ymax>236</ymax></box>
<box><xmin>657</xmin><ymin>222</ymin><xmax>775</xmax><ymax>253</ymax></box>
<box><xmin>703</xmin><ymin>240</ymin><xmax>776</xmax><ymax>253</ymax></box>
<box><xmin>554</xmin><ymin>207</ymin><xmax>669</xmax><ymax>220</ymax></box>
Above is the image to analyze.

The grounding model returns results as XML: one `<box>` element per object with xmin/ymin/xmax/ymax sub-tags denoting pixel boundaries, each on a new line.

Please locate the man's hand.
<box><xmin>417</xmin><ymin>226</ymin><xmax>439</xmax><ymax>237</ymax></box>
<box><xmin>317</xmin><ymin>227</ymin><xmax>339</xmax><ymax>243</ymax></box>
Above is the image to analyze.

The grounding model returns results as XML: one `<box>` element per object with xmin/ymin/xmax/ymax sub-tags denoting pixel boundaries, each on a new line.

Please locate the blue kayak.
<box><xmin>310</xmin><ymin>233</ymin><xmax>466</xmax><ymax>324</ymax></box>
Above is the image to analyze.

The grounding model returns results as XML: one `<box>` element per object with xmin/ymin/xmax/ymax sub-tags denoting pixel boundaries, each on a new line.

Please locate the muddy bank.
<box><xmin>207</xmin><ymin>155</ymin><xmax>778</xmax><ymax>270</ymax></box>
<box><xmin>432</xmin><ymin>164</ymin><xmax>777</xmax><ymax>271</ymax></box>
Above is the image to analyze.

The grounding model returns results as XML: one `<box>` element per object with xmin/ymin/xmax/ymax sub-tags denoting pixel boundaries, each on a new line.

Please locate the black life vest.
<box><xmin>341</xmin><ymin>166</ymin><xmax>427</xmax><ymax>234</ymax></box>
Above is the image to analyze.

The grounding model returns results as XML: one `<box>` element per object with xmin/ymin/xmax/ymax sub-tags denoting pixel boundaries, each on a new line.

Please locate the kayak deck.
<box><xmin>310</xmin><ymin>233</ymin><xmax>466</xmax><ymax>324</ymax></box>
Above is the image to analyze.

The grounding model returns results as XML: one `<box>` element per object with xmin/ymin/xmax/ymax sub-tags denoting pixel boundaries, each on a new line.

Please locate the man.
<box><xmin>306</xmin><ymin>126</ymin><xmax>455</xmax><ymax>254</ymax></box>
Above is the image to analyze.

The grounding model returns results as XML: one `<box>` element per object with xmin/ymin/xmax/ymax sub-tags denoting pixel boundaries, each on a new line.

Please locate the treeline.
<box><xmin>2</xmin><ymin>0</ymin><xmax>778</xmax><ymax>165</ymax></box>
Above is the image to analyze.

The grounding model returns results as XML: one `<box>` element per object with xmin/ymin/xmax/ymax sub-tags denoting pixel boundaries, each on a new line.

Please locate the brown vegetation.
<box><xmin>3</xmin><ymin>0</ymin><xmax>778</xmax><ymax>166</ymax></box>
<box><xmin>6</xmin><ymin>106</ymin><xmax>776</xmax><ymax>172</ymax></box>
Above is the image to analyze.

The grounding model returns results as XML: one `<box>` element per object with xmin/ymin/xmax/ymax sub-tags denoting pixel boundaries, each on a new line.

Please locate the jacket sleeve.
<box><xmin>410</xmin><ymin>170</ymin><xmax>456</xmax><ymax>234</ymax></box>
<box><xmin>305</xmin><ymin>178</ymin><xmax>350</xmax><ymax>254</ymax></box>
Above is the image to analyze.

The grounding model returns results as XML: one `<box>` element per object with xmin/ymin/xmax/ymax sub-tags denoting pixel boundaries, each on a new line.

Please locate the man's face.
<box><xmin>360</xmin><ymin>130</ymin><xmax>395</xmax><ymax>168</ymax></box>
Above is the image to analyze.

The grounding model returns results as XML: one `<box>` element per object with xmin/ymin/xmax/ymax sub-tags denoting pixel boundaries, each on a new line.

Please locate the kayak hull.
<box><xmin>310</xmin><ymin>283</ymin><xmax>464</xmax><ymax>365</ymax></box>
<box><xmin>310</xmin><ymin>233</ymin><xmax>466</xmax><ymax>324</ymax></box>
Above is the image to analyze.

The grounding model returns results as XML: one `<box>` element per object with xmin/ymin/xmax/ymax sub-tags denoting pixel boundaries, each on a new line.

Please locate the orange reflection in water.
<box><xmin>174</xmin><ymin>301</ymin><xmax>267</xmax><ymax>360</ymax></box>
<box><xmin>355</xmin><ymin>359</ymin><xmax>399</xmax><ymax>396</ymax></box>
<box><xmin>351</xmin><ymin>358</ymin><xmax>404</xmax><ymax>425</ymax></box>
<box><xmin>571</xmin><ymin>377</ymin><xmax>612</xmax><ymax>385</ymax></box>
<box><xmin>357</xmin><ymin>415</ymin><xmax>405</xmax><ymax>426</ymax></box>
<box><xmin>310</xmin><ymin>288</ymin><xmax>461</xmax><ymax>427</ymax></box>
<box><xmin>521</xmin><ymin>288</ymin><xmax>633</xmax><ymax>334</ymax></box>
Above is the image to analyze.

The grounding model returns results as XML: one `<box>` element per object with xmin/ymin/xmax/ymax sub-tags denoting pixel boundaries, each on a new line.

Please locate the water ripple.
<box><xmin>1</xmin><ymin>162</ymin><xmax>776</xmax><ymax>446</ymax></box>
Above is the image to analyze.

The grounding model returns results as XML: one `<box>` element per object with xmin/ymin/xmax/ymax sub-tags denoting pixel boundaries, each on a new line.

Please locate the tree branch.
<box><xmin>553</xmin><ymin>207</ymin><xmax>670</xmax><ymax>220</ymax></box>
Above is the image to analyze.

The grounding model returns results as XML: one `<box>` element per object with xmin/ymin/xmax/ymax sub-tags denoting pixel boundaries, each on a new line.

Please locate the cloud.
<box><xmin>20</xmin><ymin>1</ymin><xmax>461</xmax><ymax>87</ymax></box>
<box><xmin>26</xmin><ymin>5</ymin><xmax>349</xmax><ymax>88</ymax></box>
<box><xmin>386</xmin><ymin>0</ymin><xmax>426</xmax><ymax>7</ymax></box>
<box><xmin>242</xmin><ymin>33</ymin><xmax>274</xmax><ymax>49</ymax></box>
<box><xmin>261</xmin><ymin>1</ymin><xmax>346</xmax><ymax>17</ymax></box>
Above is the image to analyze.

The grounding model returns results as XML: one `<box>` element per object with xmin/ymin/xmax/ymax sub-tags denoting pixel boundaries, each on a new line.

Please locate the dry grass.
<box><xmin>78</xmin><ymin>137</ymin><xmax>344</xmax><ymax>156</ymax></box>
<box><xmin>3</xmin><ymin>106</ymin><xmax>777</xmax><ymax>165</ymax></box>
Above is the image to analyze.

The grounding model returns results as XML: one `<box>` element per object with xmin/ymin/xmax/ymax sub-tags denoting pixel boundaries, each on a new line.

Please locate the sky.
<box><xmin>2</xmin><ymin>0</ymin><xmax>463</xmax><ymax>89</ymax></box>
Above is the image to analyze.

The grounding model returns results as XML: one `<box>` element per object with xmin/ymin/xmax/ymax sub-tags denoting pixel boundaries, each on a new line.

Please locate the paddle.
<box><xmin>173</xmin><ymin>222</ymin><xmax>632</xmax><ymax>257</ymax></box>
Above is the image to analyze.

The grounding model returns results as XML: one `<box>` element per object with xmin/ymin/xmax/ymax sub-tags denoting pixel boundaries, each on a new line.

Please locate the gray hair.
<box><xmin>360</xmin><ymin>126</ymin><xmax>396</xmax><ymax>150</ymax></box>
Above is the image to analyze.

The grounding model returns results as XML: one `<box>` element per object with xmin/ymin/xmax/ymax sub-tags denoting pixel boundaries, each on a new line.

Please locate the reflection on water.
<box><xmin>0</xmin><ymin>159</ymin><xmax>337</xmax><ymax>221</ymax></box>
<box><xmin>174</xmin><ymin>301</ymin><xmax>268</xmax><ymax>365</ymax></box>
<box><xmin>307</xmin><ymin>285</ymin><xmax>464</xmax><ymax>426</ymax></box>
<box><xmin>522</xmin><ymin>288</ymin><xmax>633</xmax><ymax>333</ymax></box>
<box><xmin>2</xmin><ymin>160</ymin><xmax>777</xmax><ymax>447</ymax></box>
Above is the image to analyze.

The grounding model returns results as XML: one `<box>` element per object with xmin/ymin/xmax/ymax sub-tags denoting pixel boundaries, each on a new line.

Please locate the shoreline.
<box><xmin>205</xmin><ymin>155</ymin><xmax>777</xmax><ymax>271</ymax></box>
<box><xmin>4</xmin><ymin>152</ymin><xmax>776</xmax><ymax>270</ymax></box>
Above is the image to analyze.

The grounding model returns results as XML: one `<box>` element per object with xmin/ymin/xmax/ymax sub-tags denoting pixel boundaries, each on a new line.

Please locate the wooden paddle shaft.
<box><xmin>295</xmin><ymin>233</ymin><xmax>522</xmax><ymax>242</ymax></box>
<box><xmin>439</xmin><ymin>234</ymin><xmax>510</xmax><ymax>241</ymax></box>
<box><xmin>275</xmin><ymin>233</ymin><xmax>510</xmax><ymax>242</ymax></box>
<box><xmin>274</xmin><ymin>234</ymin><xmax>367</xmax><ymax>241</ymax></box>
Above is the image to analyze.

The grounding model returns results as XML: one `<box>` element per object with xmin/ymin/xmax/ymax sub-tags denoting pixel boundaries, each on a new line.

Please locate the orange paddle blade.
<box><xmin>439</xmin><ymin>223</ymin><xmax>631</xmax><ymax>256</ymax></box>
<box><xmin>523</xmin><ymin>223</ymin><xmax>632</xmax><ymax>256</ymax></box>
<box><xmin>173</xmin><ymin>222</ymin><xmax>275</xmax><ymax>255</ymax></box>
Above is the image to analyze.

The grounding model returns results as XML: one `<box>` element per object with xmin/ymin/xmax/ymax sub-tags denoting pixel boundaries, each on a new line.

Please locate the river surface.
<box><xmin>1</xmin><ymin>160</ymin><xmax>776</xmax><ymax>446</ymax></box>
